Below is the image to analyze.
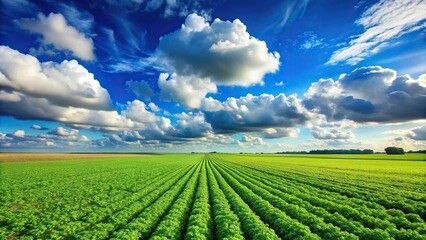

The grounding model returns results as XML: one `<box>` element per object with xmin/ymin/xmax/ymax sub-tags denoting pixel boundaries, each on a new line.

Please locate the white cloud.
<box><xmin>148</xmin><ymin>102</ymin><xmax>160</xmax><ymax>112</ymax></box>
<box><xmin>0</xmin><ymin>46</ymin><xmax>112</xmax><ymax>111</ymax></box>
<box><xmin>48</xmin><ymin>127</ymin><xmax>78</xmax><ymax>136</ymax></box>
<box><xmin>0</xmin><ymin>46</ymin><xmax>143</xmax><ymax>131</ymax></box>
<box><xmin>383</xmin><ymin>134</ymin><xmax>426</xmax><ymax>151</ymax></box>
<box><xmin>12</xmin><ymin>130</ymin><xmax>25</xmax><ymax>137</ymax></box>
<box><xmin>93</xmin><ymin>111</ymin><xmax>214</xmax><ymax>147</ymax></box>
<box><xmin>158</xmin><ymin>73</ymin><xmax>217</xmax><ymax>109</ymax></box>
<box><xmin>300</xmin><ymin>31</ymin><xmax>323</xmax><ymax>50</ymax></box>
<box><xmin>327</xmin><ymin>0</ymin><xmax>426</xmax><ymax>65</ymax></box>
<box><xmin>203</xmin><ymin>93</ymin><xmax>312</xmax><ymax>134</ymax></box>
<box><xmin>238</xmin><ymin>134</ymin><xmax>266</xmax><ymax>147</ymax></box>
<box><xmin>261</xmin><ymin>128</ymin><xmax>300</xmax><ymax>139</ymax></box>
<box><xmin>31</xmin><ymin>124</ymin><xmax>48</xmax><ymax>130</ymax></box>
<box><xmin>1</xmin><ymin>127</ymin><xmax>90</xmax><ymax>149</ymax></box>
<box><xmin>18</xmin><ymin>12</ymin><xmax>95</xmax><ymax>60</ymax></box>
<box><xmin>406</xmin><ymin>125</ymin><xmax>426</xmax><ymax>141</ymax></box>
<box><xmin>172</xmin><ymin>112</ymin><xmax>213</xmax><ymax>138</ymax></box>
<box><xmin>29</xmin><ymin>45</ymin><xmax>58</xmax><ymax>57</ymax></box>
<box><xmin>157</xmin><ymin>13</ymin><xmax>280</xmax><ymax>86</ymax></box>
<box><xmin>0</xmin><ymin>47</ymin><xmax>222</xmax><ymax>138</ymax></box>
<box><xmin>274</xmin><ymin>81</ymin><xmax>285</xmax><ymax>87</ymax></box>
<box><xmin>385</xmin><ymin>125</ymin><xmax>426</xmax><ymax>141</ymax></box>
<box><xmin>122</xmin><ymin>100</ymin><xmax>158</xmax><ymax>123</ymax></box>
<box><xmin>200</xmin><ymin>97</ymin><xmax>225</xmax><ymax>112</ymax></box>
<box><xmin>31</xmin><ymin>125</ymin><xmax>42</xmax><ymax>130</ymax></box>
<box><xmin>77</xmin><ymin>135</ymin><xmax>90</xmax><ymax>142</ymax></box>
<box><xmin>304</xmin><ymin>66</ymin><xmax>426</xmax><ymax>123</ymax></box>
<box><xmin>155</xmin><ymin>13</ymin><xmax>279</xmax><ymax>108</ymax></box>
<box><xmin>311</xmin><ymin>126</ymin><xmax>355</xmax><ymax>140</ymax></box>
<box><xmin>0</xmin><ymin>90</ymin><xmax>21</xmax><ymax>102</ymax></box>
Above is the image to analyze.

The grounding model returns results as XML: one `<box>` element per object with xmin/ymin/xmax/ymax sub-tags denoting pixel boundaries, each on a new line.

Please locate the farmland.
<box><xmin>1</xmin><ymin>153</ymin><xmax>425</xmax><ymax>239</ymax></box>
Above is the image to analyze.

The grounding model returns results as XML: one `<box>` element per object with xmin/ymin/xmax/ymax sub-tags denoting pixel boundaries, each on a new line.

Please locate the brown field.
<box><xmin>0</xmin><ymin>153</ymin><xmax>148</xmax><ymax>162</ymax></box>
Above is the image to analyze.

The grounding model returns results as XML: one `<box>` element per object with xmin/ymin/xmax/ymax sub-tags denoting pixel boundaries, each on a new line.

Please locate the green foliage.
<box><xmin>385</xmin><ymin>146</ymin><xmax>405</xmax><ymax>154</ymax></box>
<box><xmin>1</xmin><ymin>153</ymin><xmax>425</xmax><ymax>239</ymax></box>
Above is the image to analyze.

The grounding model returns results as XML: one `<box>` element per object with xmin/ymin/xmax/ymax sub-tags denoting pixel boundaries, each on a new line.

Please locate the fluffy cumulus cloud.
<box><xmin>158</xmin><ymin>73</ymin><xmax>217</xmax><ymax>108</ymax></box>
<box><xmin>48</xmin><ymin>127</ymin><xmax>78</xmax><ymax>137</ymax></box>
<box><xmin>327</xmin><ymin>0</ymin><xmax>426</xmax><ymax>65</ymax></box>
<box><xmin>157</xmin><ymin>13</ymin><xmax>280</xmax><ymax>85</ymax></box>
<box><xmin>92</xmin><ymin>94</ymin><xmax>307</xmax><ymax>148</ymax></box>
<box><xmin>311</xmin><ymin>126</ymin><xmax>355</xmax><ymax>140</ymax></box>
<box><xmin>0</xmin><ymin>46</ymin><xmax>146</xmax><ymax>130</ymax></box>
<box><xmin>0</xmin><ymin>46</ymin><xmax>117</xmax><ymax>121</ymax></box>
<box><xmin>385</xmin><ymin>125</ymin><xmax>426</xmax><ymax>141</ymax></box>
<box><xmin>304</xmin><ymin>66</ymin><xmax>426</xmax><ymax>123</ymax></box>
<box><xmin>406</xmin><ymin>125</ymin><xmax>426</xmax><ymax>141</ymax></box>
<box><xmin>0</xmin><ymin>127</ymin><xmax>89</xmax><ymax>148</ymax></box>
<box><xmin>18</xmin><ymin>12</ymin><xmax>95</xmax><ymax>60</ymax></box>
<box><xmin>238</xmin><ymin>134</ymin><xmax>266</xmax><ymax>147</ymax></box>
<box><xmin>138</xmin><ymin>112</ymin><xmax>212</xmax><ymax>141</ymax></box>
<box><xmin>0</xmin><ymin>46</ymin><xmax>112</xmax><ymax>110</ymax></box>
<box><xmin>0</xmin><ymin>46</ymin><xmax>219</xmax><ymax>142</ymax></box>
<box><xmin>93</xmin><ymin>131</ymin><xmax>235</xmax><ymax>151</ymax></box>
<box><xmin>121</xmin><ymin>100</ymin><xmax>158</xmax><ymax>123</ymax></box>
<box><xmin>171</xmin><ymin>112</ymin><xmax>213</xmax><ymax>138</ymax></box>
<box><xmin>202</xmin><ymin>93</ymin><xmax>312</xmax><ymax>134</ymax></box>
<box><xmin>155</xmin><ymin>13</ymin><xmax>280</xmax><ymax>107</ymax></box>
<box><xmin>148</xmin><ymin>102</ymin><xmax>160</xmax><ymax>112</ymax></box>
<box><xmin>31</xmin><ymin>124</ymin><xmax>49</xmax><ymax>130</ymax></box>
<box><xmin>92</xmin><ymin>111</ymin><xmax>215</xmax><ymax>148</ymax></box>
<box><xmin>261</xmin><ymin>127</ymin><xmax>300</xmax><ymax>139</ymax></box>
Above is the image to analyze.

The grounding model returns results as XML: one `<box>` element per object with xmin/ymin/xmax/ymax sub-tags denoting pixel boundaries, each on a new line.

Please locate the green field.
<box><xmin>1</xmin><ymin>153</ymin><xmax>425</xmax><ymax>239</ymax></box>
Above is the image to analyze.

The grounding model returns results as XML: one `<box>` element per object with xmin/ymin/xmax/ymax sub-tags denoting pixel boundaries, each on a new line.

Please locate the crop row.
<box><xmin>214</xmin><ymin>158</ymin><xmax>425</xmax><ymax>240</ymax></box>
<box><xmin>183</xmin><ymin>159</ymin><xmax>213</xmax><ymax>240</ymax></box>
<box><xmin>2</xmin><ymin>154</ymin><xmax>425</xmax><ymax>240</ymax></box>
<box><xmin>1</xmin><ymin>159</ymin><xmax>186</xmax><ymax>238</ymax></box>
<box><xmin>205</xmin><ymin>156</ymin><xmax>245</xmax><ymax>239</ymax></box>
<box><xmin>149</xmin><ymin>160</ymin><xmax>200</xmax><ymax>239</ymax></box>
<box><xmin>63</xmin><ymin>163</ymin><xmax>198</xmax><ymax>239</ymax></box>
<box><xmin>225</xmin><ymin>157</ymin><xmax>426</xmax><ymax>220</ymax></box>
<box><xmin>221</xmin><ymin>160</ymin><xmax>426</xmax><ymax>235</ymax></box>
<box><xmin>211</xmin><ymin>159</ymin><xmax>358</xmax><ymax>240</ymax></box>
<box><xmin>109</xmin><ymin>160</ymin><xmax>202</xmax><ymax>239</ymax></box>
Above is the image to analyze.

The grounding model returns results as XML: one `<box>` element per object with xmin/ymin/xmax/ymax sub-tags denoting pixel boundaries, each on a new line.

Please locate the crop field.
<box><xmin>1</xmin><ymin>153</ymin><xmax>425</xmax><ymax>240</ymax></box>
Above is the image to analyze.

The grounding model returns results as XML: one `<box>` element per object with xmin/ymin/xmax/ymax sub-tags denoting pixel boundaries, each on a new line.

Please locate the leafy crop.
<box><xmin>1</xmin><ymin>153</ymin><xmax>425</xmax><ymax>239</ymax></box>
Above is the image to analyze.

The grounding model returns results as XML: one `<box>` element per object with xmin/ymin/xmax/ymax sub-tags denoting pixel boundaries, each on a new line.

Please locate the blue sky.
<box><xmin>0</xmin><ymin>0</ymin><xmax>425</xmax><ymax>152</ymax></box>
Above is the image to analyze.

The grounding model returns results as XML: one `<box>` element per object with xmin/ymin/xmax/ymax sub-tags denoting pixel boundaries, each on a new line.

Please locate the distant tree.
<box><xmin>407</xmin><ymin>150</ymin><xmax>426</xmax><ymax>153</ymax></box>
<box><xmin>309</xmin><ymin>149</ymin><xmax>374</xmax><ymax>154</ymax></box>
<box><xmin>384</xmin><ymin>147</ymin><xmax>405</xmax><ymax>155</ymax></box>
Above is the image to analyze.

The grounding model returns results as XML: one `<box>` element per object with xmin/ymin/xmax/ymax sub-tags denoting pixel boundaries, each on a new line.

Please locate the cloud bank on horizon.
<box><xmin>0</xmin><ymin>0</ymin><xmax>425</xmax><ymax>152</ymax></box>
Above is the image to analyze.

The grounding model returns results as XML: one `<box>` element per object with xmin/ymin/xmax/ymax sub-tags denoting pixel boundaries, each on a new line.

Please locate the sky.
<box><xmin>0</xmin><ymin>0</ymin><xmax>425</xmax><ymax>152</ymax></box>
